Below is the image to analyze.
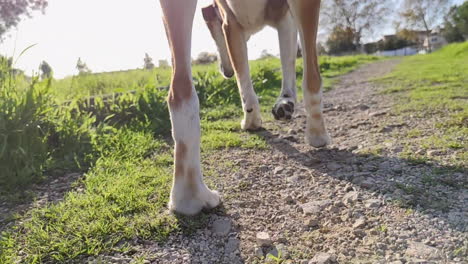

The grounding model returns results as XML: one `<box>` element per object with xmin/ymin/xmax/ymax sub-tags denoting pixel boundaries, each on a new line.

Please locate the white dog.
<box><xmin>159</xmin><ymin>0</ymin><xmax>329</xmax><ymax>215</ymax></box>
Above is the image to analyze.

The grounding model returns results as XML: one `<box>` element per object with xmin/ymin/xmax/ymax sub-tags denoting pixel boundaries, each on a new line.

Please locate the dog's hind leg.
<box><xmin>287</xmin><ymin>0</ymin><xmax>330</xmax><ymax>147</ymax></box>
<box><xmin>160</xmin><ymin>0</ymin><xmax>220</xmax><ymax>215</ymax></box>
<box><xmin>217</xmin><ymin>4</ymin><xmax>262</xmax><ymax>130</ymax></box>
<box><xmin>272</xmin><ymin>13</ymin><xmax>298</xmax><ymax>120</ymax></box>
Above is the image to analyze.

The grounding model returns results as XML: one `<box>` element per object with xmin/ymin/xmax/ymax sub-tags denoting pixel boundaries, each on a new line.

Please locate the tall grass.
<box><xmin>0</xmin><ymin>62</ymin><xmax>51</xmax><ymax>188</ymax></box>
<box><xmin>0</xmin><ymin>60</ymin><xmax>99</xmax><ymax>191</ymax></box>
<box><xmin>0</xmin><ymin>62</ymin><xmax>171</xmax><ymax>192</ymax></box>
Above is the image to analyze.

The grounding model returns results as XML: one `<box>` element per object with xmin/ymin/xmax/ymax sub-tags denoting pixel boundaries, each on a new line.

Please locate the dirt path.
<box><xmin>89</xmin><ymin>60</ymin><xmax>467</xmax><ymax>264</ymax></box>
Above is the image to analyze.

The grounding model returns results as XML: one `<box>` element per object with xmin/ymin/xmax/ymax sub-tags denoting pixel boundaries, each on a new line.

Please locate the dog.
<box><xmin>160</xmin><ymin>0</ymin><xmax>329</xmax><ymax>215</ymax></box>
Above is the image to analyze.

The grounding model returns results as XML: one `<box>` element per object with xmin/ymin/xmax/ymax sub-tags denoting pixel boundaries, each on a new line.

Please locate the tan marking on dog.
<box><xmin>310</xmin><ymin>98</ymin><xmax>321</xmax><ymax>106</ymax></box>
<box><xmin>297</xmin><ymin>0</ymin><xmax>321</xmax><ymax>94</ymax></box>
<box><xmin>215</xmin><ymin>1</ymin><xmax>247</xmax><ymax>79</ymax></box>
<box><xmin>167</xmin><ymin>74</ymin><xmax>192</xmax><ymax>109</ymax></box>
<box><xmin>265</xmin><ymin>0</ymin><xmax>289</xmax><ymax>23</ymax></box>
<box><xmin>174</xmin><ymin>142</ymin><xmax>187</xmax><ymax>179</ymax></box>
<box><xmin>223</xmin><ymin>23</ymin><xmax>245</xmax><ymax>75</ymax></box>
<box><xmin>312</xmin><ymin>113</ymin><xmax>322</xmax><ymax>120</ymax></box>
<box><xmin>309</xmin><ymin>125</ymin><xmax>325</xmax><ymax>135</ymax></box>
<box><xmin>187</xmin><ymin>167</ymin><xmax>199</xmax><ymax>194</ymax></box>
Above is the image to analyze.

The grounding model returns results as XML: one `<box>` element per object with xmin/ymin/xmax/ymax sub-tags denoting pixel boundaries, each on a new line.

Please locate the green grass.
<box><xmin>1</xmin><ymin>130</ymin><xmax>176</xmax><ymax>263</ymax></box>
<box><xmin>379</xmin><ymin>42</ymin><xmax>468</xmax><ymax>167</ymax></box>
<box><xmin>51</xmin><ymin>55</ymin><xmax>379</xmax><ymax>101</ymax></box>
<box><xmin>0</xmin><ymin>54</ymin><xmax>378</xmax><ymax>263</ymax></box>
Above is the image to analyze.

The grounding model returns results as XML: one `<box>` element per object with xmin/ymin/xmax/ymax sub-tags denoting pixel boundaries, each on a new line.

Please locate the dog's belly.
<box><xmin>226</xmin><ymin>0</ymin><xmax>269</xmax><ymax>32</ymax></box>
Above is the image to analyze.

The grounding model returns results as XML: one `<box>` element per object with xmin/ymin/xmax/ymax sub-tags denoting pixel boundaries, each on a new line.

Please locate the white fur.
<box><xmin>277</xmin><ymin>14</ymin><xmax>298</xmax><ymax>103</ymax></box>
<box><xmin>168</xmin><ymin>96</ymin><xmax>220</xmax><ymax>215</ymax></box>
<box><xmin>304</xmin><ymin>89</ymin><xmax>331</xmax><ymax>147</ymax></box>
<box><xmin>161</xmin><ymin>0</ymin><xmax>220</xmax><ymax>215</ymax></box>
<box><xmin>226</xmin><ymin>0</ymin><xmax>268</xmax><ymax>34</ymax></box>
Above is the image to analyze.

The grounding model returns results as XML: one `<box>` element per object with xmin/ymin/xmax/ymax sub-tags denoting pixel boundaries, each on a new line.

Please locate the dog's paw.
<box><xmin>169</xmin><ymin>187</ymin><xmax>221</xmax><ymax>216</ymax></box>
<box><xmin>306</xmin><ymin>131</ymin><xmax>331</xmax><ymax>148</ymax></box>
<box><xmin>272</xmin><ymin>98</ymin><xmax>295</xmax><ymax>120</ymax></box>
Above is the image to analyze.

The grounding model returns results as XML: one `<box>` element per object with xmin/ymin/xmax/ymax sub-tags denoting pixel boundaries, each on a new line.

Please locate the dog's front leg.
<box><xmin>272</xmin><ymin>13</ymin><xmax>298</xmax><ymax>120</ymax></box>
<box><xmin>160</xmin><ymin>0</ymin><xmax>220</xmax><ymax>215</ymax></box>
<box><xmin>220</xmin><ymin>12</ymin><xmax>262</xmax><ymax>130</ymax></box>
<box><xmin>287</xmin><ymin>0</ymin><xmax>331</xmax><ymax>147</ymax></box>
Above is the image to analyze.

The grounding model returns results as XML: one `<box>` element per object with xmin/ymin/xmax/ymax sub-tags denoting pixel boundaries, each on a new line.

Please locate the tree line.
<box><xmin>322</xmin><ymin>0</ymin><xmax>468</xmax><ymax>55</ymax></box>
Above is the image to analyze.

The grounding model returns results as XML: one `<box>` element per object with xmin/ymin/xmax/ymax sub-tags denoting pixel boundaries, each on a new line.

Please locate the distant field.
<box><xmin>51</xmin><ymin>55</ymin><xmax>379</xmax><ymax>100</ymax></box>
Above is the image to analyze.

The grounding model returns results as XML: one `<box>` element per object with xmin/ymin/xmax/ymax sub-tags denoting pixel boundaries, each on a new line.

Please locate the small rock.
<box><xmin>343</xmin><ymin>191</ymin><xmax>360</xmax><ymax>205</ymax></box>
<box><xmin>305</xmin><ymin>158</ymin><xmax>321</xmax><ymax>166</ymax></box>
<box><xmin>353</xmin><ymin>217</ymin><xmax>367</xmax><ymax>229</ymax></box>
<box><xmin>427</xmin><ymin>149</ymin><xmax>443</xmax><ymax>157</ymax></box>
<box><xmin>256</xmin><ymin>232</ymin><xmax>272</xmax><ymax>247</ymax></box>
<box><xmin>254</xmin><ymin>247</ymin><xmax>264</xmax><ymax>258</ymax></box>
<box><xmin>369</xmin><ymin>110</ymin><xmax>387</xmax><ymax>117</ymax></box>
<box><xmin>287</xmin><ymin>175</ymin><xmax>300</xmax><ymax>183</ymax></box>
<box><xmin>284</xmin><ymin>195</ymin><xmax>294</xmax><ymax>204</ymax></box>
<box><xmin>304</xmin><ymin>218</ymin><xmax>319</xmax><ymax>228</ymax></box>
<box><xmin>212</xmin><ymin>218</ymin><xmax>231</xmax><ymax>236</ymax></box>
<box><xmin>355</xmin><ymin>104</ymin><xmax>370</xmax><ymax>111</ymax></box>
<box><xmin>365</xmin><ymin>199</ymin><xmax>381</xmax><ymax>209</ymax></box>
<box><xmin>301</xmin><ymin>200</ymin><xmax>332</xmax><ymax>216</ymax></box>
<box><xmin>309</xmin><ymin>252</ymin><xmax>335</xmax><ymax>264</ymax></box>
<box><xmin>415</xmin><ymin>149</ymin><xmax>425</xmax><ymax>155</ymax></box>
<box><xmin>108</xmin><ymin>256</ymin><xmax>132</xmax><ymax>264</ymax></box>
<box><xmin>353</xmin><ymin>229</ymin><xmax>367</xmax><ymax>238</ymax></box>
<box><xmin>274</xmin><ymin>166</ymin><xmax>285</xmax><ymax>175</ymax></box>
<box><xmin>333</xmin><ymin>201</ymin><xmax>345</xmax><ymax>207</ymax></box>
<box><xmin>326</xmin><ymin>162</ymin><xmax>341</xmax><ymax>171</ymax></box>
<box><xmin>275</xmin><ymin>243</ymin><xmax>289</xmax><ymax>258</ymax></box>
<box><xmin>405</xmin><ymin>241</ymin><xmax>442</xmax><ymax>260</ymax></box>
<box><xmin>225</xmin><ymin>237</ymin><xmax>240</xmax><ymax>254</ymax></box>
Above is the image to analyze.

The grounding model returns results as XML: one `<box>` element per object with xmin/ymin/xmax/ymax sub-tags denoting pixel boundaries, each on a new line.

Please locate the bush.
<box><xmin>0</xmin><ymin>69</ymin><xmax>51</xmax><ymax>188</ymax></box>
<box><xmin>326</xmin><ymin>26</ymin><xmax>357</xmax><ymax>55</ymax></box>
<box><xmin>194</xmin><ymin>61</ymin><xmax>281</xmax><ymax>107</ymax></box>
<box><xmin>0</xmin><ymin>61</ymin><xmax>97</xmax><ymax>191</ymax></box>
<box><xmin>193</xmin><ymin>52</ymin><xmax>218</xmax><ymax>65</ymax></box>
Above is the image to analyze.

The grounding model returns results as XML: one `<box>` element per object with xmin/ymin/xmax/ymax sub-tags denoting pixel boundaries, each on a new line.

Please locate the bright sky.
<box><xmin>0</xmin><ymin>0</ymin><xmax>282</xmax><ymax>78</ymax></box>
<box><xmin>0</xmin><ymin>0</ymin><xmax>465</xmax><ymax>78</ymax></box>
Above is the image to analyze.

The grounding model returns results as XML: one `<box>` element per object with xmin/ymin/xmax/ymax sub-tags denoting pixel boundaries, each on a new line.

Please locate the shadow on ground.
<box><xmin>255</xmin><ymin>128</ymin><xmax>467</xmax><ymax>232</ymax></box>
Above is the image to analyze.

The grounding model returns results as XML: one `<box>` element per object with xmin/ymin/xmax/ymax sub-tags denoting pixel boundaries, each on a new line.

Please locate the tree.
<box><xmin>326</xmin><ymin>26</ymin><xmax>356</xmax><ymax>55</ymax></box>
<box><xmin>143</xmin><ymin>53</ymin><xmax>155</xmax><ymax>70</ymax></box>
<box><xmin>158</xmin><ymin>59</ymin><xmax>169</xmax><ymax>68</ymax></box>
<box><xmin>193</xmin><ymin>52</ymin><xmax>217</xmax><ymax>64</ymax></box>
<box><xmin>316</xmin><ymin>42</ymin><xmax>327</xmax><ymax>56</ymax></box>
<box><xmin>377</xmin><ymin>35</ymin><xmax>411</xmax><ymax>51</ymax></box>
<box><xmin>443</xmin><ymin>2</ymin><xmax>468</xmax><ymax>43</ymax></box>
<box><xmin>76</xmin><ymin>58</ymin><xmax>91</xmax><ymax>75</ymax></box>
<box><xmin>396</xmin><ymin>28</ymin><xmax>418</xmax><ymax>44</ymax></box>
<box><xmin>39</xmin><ymin>60</ymin><xmax>52</xmax><ymax>79</ymax></box>
<box><xmin>321</xmin><ymin>0</ymin><xmax>391</xmax><ymax>48</ymax></box>
<box><xmin>259</xmin><ymin>49</ymin><xmax>274</xmax><ymax>59</ymax></box>
<box><xmin>0</xmin><ymin>0</ymin><xmax>48</xmax><ymax>39</ymax></box>
<box><xmin>400</xmin><ymin>0</ymin><xmax>450</xmax><ymax>52</ymax></box>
